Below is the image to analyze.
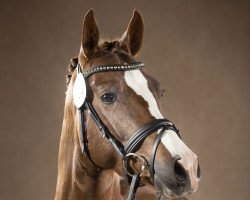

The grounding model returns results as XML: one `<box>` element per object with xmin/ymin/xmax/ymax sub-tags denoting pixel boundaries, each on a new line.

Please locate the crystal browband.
<box><xmin>82</xmin><ymin>62</ymin><xmax>144</xmax><ymax>78</ymax></box>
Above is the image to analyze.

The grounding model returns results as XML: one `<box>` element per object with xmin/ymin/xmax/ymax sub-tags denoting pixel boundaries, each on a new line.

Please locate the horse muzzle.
<box><xmin>153</xmin><ymin>129</ymin><xmax>201</xmax><ymax>198</ymax></box>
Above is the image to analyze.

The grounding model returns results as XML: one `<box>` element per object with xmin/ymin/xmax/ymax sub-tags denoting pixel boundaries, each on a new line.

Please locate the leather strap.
<box><xmin>78</xmin><ymin>108</ymin><xmax>101</xmax><ymax>169</ymax></box>
<box><xmin>149</xmin><ymin>127</ymin><xmax>166</xmax><ymax>182</ymax></box>
<box><xmin>83</xmin><ymin>62</ymin><xmax>144</xmax><ymax>78</ymax></box>
<box><xmin>127</xmin><ymin>174</ymin><xmax>141</xmax><ymax>200</ymax></box>
<box><xmin>85</xmin><ymin>101</ymin><xmax>126</xmax><ymax>160</ymax></box>
<box><xmin>78</xmin><ymin>108</ymin><xmax>87</xmax><ymax>153</ymax></box>
<box><xmin>124</xmin><ymin>119</ymin><xmax>173</xmax><ymax>153</ymax></box>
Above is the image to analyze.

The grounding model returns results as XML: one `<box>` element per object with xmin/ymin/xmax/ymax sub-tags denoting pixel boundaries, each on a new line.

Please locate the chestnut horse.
<box><xmin>55</xmin><ymin>9</ymin><xmax>200</xmax><ymax>200</ymax></box>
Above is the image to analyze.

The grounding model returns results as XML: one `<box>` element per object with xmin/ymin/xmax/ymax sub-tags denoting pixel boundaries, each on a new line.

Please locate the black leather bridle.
<box><xmin>73</xmin><ymin>62</ymin><xmax>180</xmax><ymax>200</ymax></box>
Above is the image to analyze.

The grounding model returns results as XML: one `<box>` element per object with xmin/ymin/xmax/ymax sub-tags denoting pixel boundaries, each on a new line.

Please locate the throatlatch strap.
<box><xmin>127</xmin><ymin>174</ymin><xmax>141</xmax><ymax>200</ymax></box>
<box><xmin>78</xmin><ymin>109</ymin><xmax>87</xmax><ymax>153</ymax></box>
<box><xmin>78</xmin><ymin>108</ymin><xmax>100</xmax><ymax>170</ymax></box>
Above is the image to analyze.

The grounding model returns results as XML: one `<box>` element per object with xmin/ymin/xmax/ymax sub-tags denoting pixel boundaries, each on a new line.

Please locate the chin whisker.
<box><xmin>155</xmin><ymin>175</ymin><xmax>176</xmax><ymax>199</ymax></box>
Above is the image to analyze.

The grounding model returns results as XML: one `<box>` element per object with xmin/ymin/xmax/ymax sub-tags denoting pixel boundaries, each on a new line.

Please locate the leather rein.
<box><xmin>72</xmin><ymin>62</ymin><xmax>180</xmax><ymax>200</ymax></box>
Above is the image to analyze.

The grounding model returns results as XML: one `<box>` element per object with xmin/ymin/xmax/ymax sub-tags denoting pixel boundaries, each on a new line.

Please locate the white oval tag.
<box><xmin>73</xmin><ymin>73</ymin><xmax>87</xmax><ymax>108</ymax></box>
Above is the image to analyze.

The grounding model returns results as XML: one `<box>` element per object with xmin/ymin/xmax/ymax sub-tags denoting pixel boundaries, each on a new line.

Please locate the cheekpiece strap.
<box><xmin>83</xmin><ymin>62</ymin><xmax>144</xmax><ymax>78</ymax></box>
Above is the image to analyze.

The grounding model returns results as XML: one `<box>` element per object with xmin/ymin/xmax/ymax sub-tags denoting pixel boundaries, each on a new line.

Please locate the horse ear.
<box><xmin>81</xmin><ymin>9</ymin><xmax>99</xmax><ymax>59</ymax></box>
<box><xmin>120</xmin><ymin>10</ymin><xmax>144</xmax><ymax>57</ymax></box>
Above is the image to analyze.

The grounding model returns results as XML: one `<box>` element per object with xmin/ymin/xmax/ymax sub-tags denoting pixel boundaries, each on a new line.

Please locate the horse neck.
<box><xmin>54</xmin><ymin>93</ymin><xmax>122</xmax><ymax>200</ymax></box>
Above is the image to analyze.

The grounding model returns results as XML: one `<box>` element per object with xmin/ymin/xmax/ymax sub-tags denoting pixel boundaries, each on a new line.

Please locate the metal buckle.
<box><xmin>123</xmin><ymin>153</ymin><xmax>150</xmax><ymax>177</ymax></box>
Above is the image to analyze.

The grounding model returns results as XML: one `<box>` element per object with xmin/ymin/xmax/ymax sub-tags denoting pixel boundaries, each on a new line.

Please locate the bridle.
<box><xmin>72</xmin><ymin>61</ymin><xmax>181</xmax><ymax>200</ymax></box>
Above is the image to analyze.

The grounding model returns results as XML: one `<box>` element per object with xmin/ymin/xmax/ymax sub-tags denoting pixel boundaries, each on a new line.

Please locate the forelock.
<box><xmin>98</xmin><ymin>38</ymin><xmax>121</xmax><ymax>51</ymax></box>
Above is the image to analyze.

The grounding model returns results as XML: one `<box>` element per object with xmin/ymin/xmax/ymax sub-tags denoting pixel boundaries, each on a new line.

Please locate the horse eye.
<box><xmin>101</xmin><ymin>92</ymin><xmax>116</xmax><ymax>104</ymax></box>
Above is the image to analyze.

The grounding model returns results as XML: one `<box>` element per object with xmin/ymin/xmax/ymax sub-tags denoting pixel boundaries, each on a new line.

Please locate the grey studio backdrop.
<box><xmin>0</xmin><ymin>0</ymin><xmax>249</xmax><ymax>200</ymax></box>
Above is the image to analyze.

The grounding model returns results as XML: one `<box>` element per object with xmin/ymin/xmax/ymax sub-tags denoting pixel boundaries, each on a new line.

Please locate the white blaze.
<box><xmin>124</xmin><ymin>70</ymin><xmax>199</xmax><ymax>192</ymax></box>
<box><xmin>124</xmin><ymin>70</ymin><xmax>162</xmax><ymax>118</ymax></box>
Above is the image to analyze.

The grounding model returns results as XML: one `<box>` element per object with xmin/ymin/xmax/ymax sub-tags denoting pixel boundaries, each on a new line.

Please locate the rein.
<box><xmin>72</xmin><ymin>62</ymin><xmax>180</xmax><ymax>200</ymax></box>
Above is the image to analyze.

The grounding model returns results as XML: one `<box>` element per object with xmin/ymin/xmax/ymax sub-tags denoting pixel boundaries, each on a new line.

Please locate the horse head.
<box><xmin>57</xmin><ymin>9</ymin><xmax>200</xmax><ymax>200</ymax></box>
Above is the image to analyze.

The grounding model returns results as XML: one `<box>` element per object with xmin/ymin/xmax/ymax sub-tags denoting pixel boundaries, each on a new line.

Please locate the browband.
<box><xmin>82</xmin><ymin>62</ymin><xmax>144</xmax><ymax>78</ymax></box>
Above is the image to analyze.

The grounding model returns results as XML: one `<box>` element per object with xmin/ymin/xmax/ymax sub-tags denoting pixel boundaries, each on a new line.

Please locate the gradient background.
<box><xmin>0</xmin><ymin>0</ymin><xmax>249</xmax><ymax>200</ymax></box>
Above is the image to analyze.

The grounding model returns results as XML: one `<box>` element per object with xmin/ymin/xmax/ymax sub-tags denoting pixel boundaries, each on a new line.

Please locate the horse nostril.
<box><xmin>174</xmin><ymin>160</ymin><xmax>187</xmax><ymax>183</ymax></box>
<box><xmin>197</xmin><ymin>163</ymin><xmax>201</xmax><ymax>178</ymax></box>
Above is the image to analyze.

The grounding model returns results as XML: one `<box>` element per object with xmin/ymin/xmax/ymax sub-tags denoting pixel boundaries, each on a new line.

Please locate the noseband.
<box><xmin>73</xmin><ymin>62</ymin><xmax>180</xmax><ymax>200</ymax></box>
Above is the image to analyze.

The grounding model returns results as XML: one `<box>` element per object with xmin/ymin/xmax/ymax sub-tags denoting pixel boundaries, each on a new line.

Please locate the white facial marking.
<box><xmin>124</xmin><ymin>70</ymin><xmax>163</xmax><ymax>119</ymax></box>
<box><xmin>124</xmin><ymin>70</ymin><xmax>199</xmax><ymax>192</ymax></box>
